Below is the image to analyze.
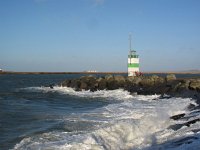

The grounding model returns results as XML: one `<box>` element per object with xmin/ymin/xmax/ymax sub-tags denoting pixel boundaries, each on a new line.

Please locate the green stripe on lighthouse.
<box><xmin>128</xmin><ymin>63</ymin><xmax>139</xmax><ymax>68</ymax></box>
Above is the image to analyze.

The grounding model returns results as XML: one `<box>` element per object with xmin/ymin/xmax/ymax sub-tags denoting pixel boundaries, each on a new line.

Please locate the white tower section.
<box><xmin>128</xmin><ymin>34</ymin><xmax>139</xmax><ymax>76</ymax></box>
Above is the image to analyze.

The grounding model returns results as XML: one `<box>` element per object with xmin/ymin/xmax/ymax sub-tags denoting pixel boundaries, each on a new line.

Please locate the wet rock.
<box><xmin>170</xmin><ymin>113</ymin><xmax>185</xmax><ymax>120</ymax></box>
<box><xmin>106</xmin><ymin>78</ymin><xmax>119</xmax><ymax>90</ymax></box>
<box><xmin>105</xmin><ymin>74</ymin><xmax>113</xmax><ymax>80</ymax></box>
<box><xmin>178</xmin><ymin>79</ymin><xmax>190</xmax><ymax>91</ymax></box>
<box><xmin>60</xmin><ymin>74</ymin><xmax>200</xmax><ymax>101</ymax></box>
<box><xmin>154</xmin><ymin>76</ymin><xmax>165</xmax><ymax>85</ymax></box>
<box><xmin>49</xmin><ymin>84</ymin><xmax>54</xmax><ymax>89</ymax></box>
<box><xmin>185</xmin><ymin>118</ymin><xmax>200</xmax><ymax>127</ymax></box>
<box><xmin>129</xmin><ymin>77</ymin><xmax>142</xmax><ymax>85</ymax></box>
<box><xmin>114</xmin><ymin>75</ymin><xmax>126</xmax><ymax>87</ymax></box>
<box><xmin>61</xmin><ymin>79</ymin><xmax>71</xmax><ymax>87</ymax></box>
<box><xmin>70</xmin><ymin>79</ymin><xmax>81</xmax><ymax>90</ymax></box>
<box><xmin>114</xmin><ymin>75</ymin><xmax>125</xmax><ymax>83</ymax></box>
<box><xmin>79</xmin><ymin>75</ymin><xmax>97</xmax><ymax>91</ymax></box>
<box><xmin>187</xmin><ymin>103</ymin><xmax>196</xmax><ymax>110</ymax></box>
<box><xmin>79</xmin><ymin>82</ymin><xmax>88</xmax><ymax>90</ymax></box>
<box><xmin>169</xmin><ymin>118</ymin><xmax>200</xmax><ymax>131</ymax></box>
<box><xmin>166</xmin><ymin>74</ymin><xmax>176</xmax><ymax>82</ymax></box>
<box><xmin>139</xmin><ymin>77</ymin><xmax>154</xmax><ymax>87</ymax></box>
<box><xmin>97</xmin><ymin>78</ymin><xmax>107</xmax><ymax>90</ymax></box>
<box><xmin>189</xmin><ymin>79</ymin><xmax>200</xmax><ymax>91</ymax></box>
<box><xmin>169</xmin><ymin>81</ymin><xmax>182</xmax><ymax>92</ymax></box>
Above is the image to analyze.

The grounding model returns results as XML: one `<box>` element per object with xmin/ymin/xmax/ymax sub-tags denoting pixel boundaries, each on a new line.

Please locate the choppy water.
<box><xmin>1</xmin><ymin>74</ymin><xmax>200</xmax><ymax>150</ymax></box>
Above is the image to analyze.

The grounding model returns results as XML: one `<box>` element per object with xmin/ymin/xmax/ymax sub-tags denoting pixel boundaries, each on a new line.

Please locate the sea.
<box><xmin>0</xmin><ymin>74</ymin><xmax>200</xmax><ymax>150</ymax></box>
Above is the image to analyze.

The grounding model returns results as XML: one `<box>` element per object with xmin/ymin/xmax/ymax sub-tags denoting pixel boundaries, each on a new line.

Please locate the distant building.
<box><xmin>86</xmin><ymin>70</ymin><xmax>97</xmax><ymax>73</ymax></box>
<box><xmin>0</xmin><ymin>69</ymin><xmax>2</xmax><ymax>72</ymax></box>
<box><xmin>128</xmin><ymin>34</ymin><xmax>139</xmax><ymax>77</ymax></box>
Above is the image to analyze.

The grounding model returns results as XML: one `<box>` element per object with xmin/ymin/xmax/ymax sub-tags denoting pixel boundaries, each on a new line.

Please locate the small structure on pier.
<box><xmin>128</xmin><ymin>34</ymin><xmax>139</xmax><ymax>76</ymax></box>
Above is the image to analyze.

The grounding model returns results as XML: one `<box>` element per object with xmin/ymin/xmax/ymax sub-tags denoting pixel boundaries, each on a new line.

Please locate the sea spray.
<box><xmin>13</xmin><ymin>87</ymin><xmax>199</xmax><ymax>150</ymax></box>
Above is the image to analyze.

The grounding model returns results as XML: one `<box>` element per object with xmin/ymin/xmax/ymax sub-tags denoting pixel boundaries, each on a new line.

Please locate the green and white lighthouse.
<box><xmin>128</xmin><ymin>34</ymin><xmax>139</xmax><ymax>76</ymax></box>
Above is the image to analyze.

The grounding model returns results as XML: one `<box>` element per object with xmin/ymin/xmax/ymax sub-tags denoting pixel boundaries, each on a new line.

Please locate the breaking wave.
<box><xmin>14</xmin><ymin>86</ymin><xmax>200</xmax><ymax>150</ymax></box>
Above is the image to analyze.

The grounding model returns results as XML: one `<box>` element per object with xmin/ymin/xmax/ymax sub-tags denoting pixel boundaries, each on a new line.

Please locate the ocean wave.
<box><xmin>20</xmin><ymin>86</ymin><xmax>138</xmax><ymax>101</ymax></box>
<box><xmin>13</xmin><ymin>93</ymin><xmax>199</xmax><ymax>150</ymax></box>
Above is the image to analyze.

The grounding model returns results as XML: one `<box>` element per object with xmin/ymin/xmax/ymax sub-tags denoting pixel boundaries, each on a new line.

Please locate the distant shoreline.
<box><xmin>0</xmin><ymin>71</ymin><xmax>200</xmax><ymax>75</ymax></box>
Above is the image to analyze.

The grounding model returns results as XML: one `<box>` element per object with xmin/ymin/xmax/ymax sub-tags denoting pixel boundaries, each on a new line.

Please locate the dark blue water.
<box><xmin>1</xmin><ymin>74</ymin><xmax>200</xmax><ymax>150</ymax></box>
<box><xmin>0</xmin><ymin>74</ymin><xmax>111</xmax><ymax>149</ymax></box>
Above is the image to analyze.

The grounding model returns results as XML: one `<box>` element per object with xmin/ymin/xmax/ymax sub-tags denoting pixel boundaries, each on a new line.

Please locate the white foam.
<box><xmin>21</xmin><ymin>86</ymin><xmax>134</xmax><ymax>101</ymax></box>
<box><xmin>14</xmin><ymin>87</ymin><xmax>200</xmax><ymax>150</ymax></box>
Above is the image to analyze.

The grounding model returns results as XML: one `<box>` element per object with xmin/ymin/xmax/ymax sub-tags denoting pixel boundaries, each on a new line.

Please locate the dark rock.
<box><xmin>79</xmin><ymin>75</ymin><xmax>97</xmax><ymax>91</ymax></box>
<box><xmin>168</xmin><ymin>124</ymin><xmax>184</xmax><ymax>130</ymax></box>
<box><xmin>70</xmin><ymin>79</ymin><xmax>81</xmax><ymax>90</ymax></box>
<box><xmin>98</xmin><ymin>78</ymin><xmax>107</xmax><ymax>90</ymax></box>
<box><xmin>61</xmin><ymin>79</ymin><xmax>71</xmax><ymax>87</ymax></box>
<box><xmin>170</xmin><ymin>113</ymin><xmax>185</xmax><ymax>120</ymax></box>
<box><xmin>106</xmin><ymin>78</ymin><xmax>119</xmax><ymax>90</ymax></box>
<box><xmin>114</xmin><ymin>75</ymin><xmax>125</xmax><ymax>82</ymax></box>
<box><xmin>139</xmin><ymin>77</ymin><xmax>154</xmax><ymax>87</ymax></box>
<box><xmin>177</xmin><ymin>79</ymin><xmax>190</xmax><ymax>91</ymax></box>
<box><xmin>59</xmin><ymin>74</ymin><xmax>200</xmax><ymax>102</ymax></box>
<box><xmin>127</xmin><ymin>76</ymin><xmax>142</xmax><ymax>85</ymax></box>
<box><xmin>169</xmin><ymin>118</ymin><xmax>200</xmax><ymax>131</ymax></box>
<box><xmin>126</xmin><ymin>76</ymin><xmax>135</xmax><ymax>82</ymax></box>
<box><xmin>187</xmin><ymin>103</ymin><xmax>196</xmax><ymax>110</ymax></box>
<box><xmin>189</xmin><ymin>79</ymin><xmax>200</xmax><ymax>91</ymax></box>
<box><xmin>168</xmin><ymin>80</ymin><xmax>182</xmax><ymax>92</ymax></box>
<box><xmin>79</xmin><ymin>82</ymin><xmax>88</xmax><ymax>90</ymax></box>
<box><xmin>114</xmin><ymin>75</ymin><xmax>125</xmax><ymax>85</ymax></box>
<box><xmin>49</xmin><ymin>84</ymin><xmax>54</xmax><ymax>89</ymax></box>
<box><xmin>184</xmin><ymin>118</ymin><xmax>200</xmax><ymax>127</ymax></box>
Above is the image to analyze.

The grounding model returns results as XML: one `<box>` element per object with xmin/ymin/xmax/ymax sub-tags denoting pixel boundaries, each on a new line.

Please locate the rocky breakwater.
<box><xmin>60</xmin><ymin>74</ymin><xmax>200</xmax><ymax>102</ymax></box>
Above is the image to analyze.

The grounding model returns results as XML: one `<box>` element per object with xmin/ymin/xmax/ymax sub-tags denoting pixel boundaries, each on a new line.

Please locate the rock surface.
<box><xmin>60</xmin><ymin>74</ymin><xmax>200</xmax><ymax>102</ymax></box>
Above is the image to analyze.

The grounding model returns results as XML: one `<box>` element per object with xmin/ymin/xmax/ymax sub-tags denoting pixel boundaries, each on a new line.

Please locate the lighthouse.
<box><xmin>128</xmin><ymin>34</ymin><xmax>139</xmax><ymax>76</ymax></box>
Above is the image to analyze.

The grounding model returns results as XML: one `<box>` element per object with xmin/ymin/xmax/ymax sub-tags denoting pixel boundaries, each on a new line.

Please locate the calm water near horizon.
<box><xmin>1</xmin><ymin>74</ymin><xmax>200</xmax><ymax>150</ymax></box>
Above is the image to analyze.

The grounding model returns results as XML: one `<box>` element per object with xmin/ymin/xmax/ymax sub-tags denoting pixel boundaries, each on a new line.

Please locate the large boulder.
<box><xmin>79</xmin><ymin>75</ymin><xmax>97</xmax><ymax>90</ymax></box>
<box><xmin>127</xmin><ymin>76</ymin><xmax>142</xmax><ymax>85</ymax></box>
<box><xmin>114</xmin><ymin>75</ymin><xmax>126</xmax><ymax>87</ymax></box>
<box><xmin>97</xmin><ymin>78</ymin><xmax>107</xmax><ymax>90</ymax></box>
<box><xmin>79</xmin><ymin>81</ymin><xmax>88</xmax><ymax>90</ymax></box>
<box><xmin>166</xmin><ymin>74</ymin><xmax>176</xmax><ymax>82</ymax></box>
<box><xmin>80</xmin><ymin>75</ymin><xmax>96</xmax><ymax>83</ymax></box>
<box><xmin>154</xmin><ymin>77</ymin><xmax>165</xmax><ymax>85</ymax></box>
<box><xmin>139</xmin><ymin>77</ymin><xmax>154</xmax><ymax>87</ymax></box>
<box><xmin>114</xmin><ymin>75</ymin><xmax>125</xmax><ymax>82</ymax></box>
<box><xmin>61</xmin><ymin>79</ymin><xmax>71</xmax><ymax>87</ymax></box>
<box><xmin>59</xmin><ymin>75</ymin><xmax>200</xmax><ymax>100</ymax></box>
<box><xmin>169</xmin><ymin>80</ymin><xmax>182</xmax><ymax>92</ymax></box>
<box><xmin>151</xmin><ymin>75</ymin><xmax>159</xmax><ymax>80</ymax></box>
<box><xmin>177</xmin><ymin>79</ymin><xmax>190</xmax><ymax>91</ymax></box>
<box><xmin>70</xmin><ymin>79</ymin><xmax>81</xmax><ymax>90</ymax></box>
<box><xmin>105</xmin><ymin>74</ymin><xmax>113</xmax><ymax>80</ymax></box>
<box><xmin>106</xmin><ymin>78</ymin><xmax>119</xmax><ymax>90</ymax></box>
<box><xmin>189</xmin><ymin>79</ymin><xmax>200</xmax><ymax>91</ymax></box>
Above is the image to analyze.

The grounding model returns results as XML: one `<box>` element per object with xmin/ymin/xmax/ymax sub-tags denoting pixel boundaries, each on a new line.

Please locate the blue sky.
<box><xmin>0</xmin><ymin>0</ymin><xmax>200</xmax><ymax>72</ymax></box>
